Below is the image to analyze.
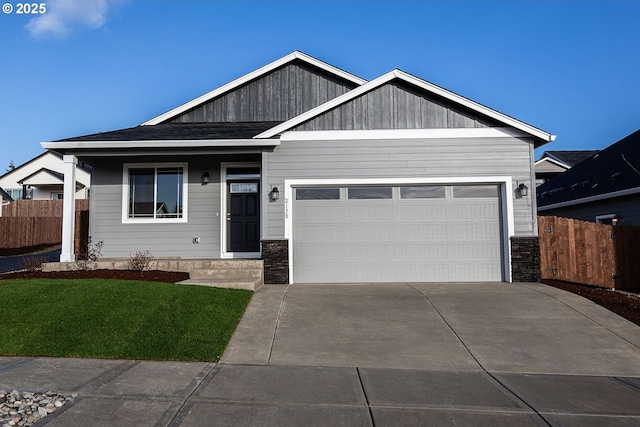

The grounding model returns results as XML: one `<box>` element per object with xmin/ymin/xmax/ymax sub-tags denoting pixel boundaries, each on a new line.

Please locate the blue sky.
<box><xmin>1</xmin><ymin>0</ymin><xmax>639</xmax><ymax>168</ymax></box>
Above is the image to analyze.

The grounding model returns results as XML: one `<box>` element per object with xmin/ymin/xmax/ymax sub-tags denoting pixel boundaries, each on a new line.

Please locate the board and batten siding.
<box><xmin>264</xmin><ymin>135</ymin><xmax>536</xmax><ymax>239</ymax></box>
<box><xmin>88</xmin><ymin>157</ymin><xmax>222</xmax><ymax>258</ymax></box>
<box><xmin>292</xmin><ymin>82</ymin><xmax>499</xmax><ymax>131</ymax></box>
<box><xmin>168</xmin><ymin>62</ymin><xmax>358</xmax><ymax>124</ymax></box>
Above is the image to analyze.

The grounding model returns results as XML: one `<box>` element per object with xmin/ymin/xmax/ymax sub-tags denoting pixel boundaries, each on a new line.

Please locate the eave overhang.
<box><xmin>41</xmin><ymin>138</ymin><xmax>280</xmax><ymax>156</ymax></box>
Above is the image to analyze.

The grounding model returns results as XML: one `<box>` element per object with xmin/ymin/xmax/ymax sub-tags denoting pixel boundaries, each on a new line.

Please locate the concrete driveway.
<box><xmin>223</xmin><ymin>282</ymin><xmax>640</xmax><ymax>376</ymax></box>
<box><xmin>2</xmin><ymin>282</ymin><xmax>640</xmax><ymax>426</ymax></box>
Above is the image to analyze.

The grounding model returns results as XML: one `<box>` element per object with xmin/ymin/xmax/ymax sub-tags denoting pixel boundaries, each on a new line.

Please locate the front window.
<box><xmin>124</xmin><ymin>164</ymin><xmax>187</xmax><ymax>222</ymax></box>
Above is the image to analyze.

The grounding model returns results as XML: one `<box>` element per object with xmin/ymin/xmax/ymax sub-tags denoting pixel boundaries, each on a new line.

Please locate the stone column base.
<box><xmin>261</xmin><ymin>240</ymin><xmax>289</xmax><ymax>284</ymax></box>
<box><xmin>510</xmin><ymin>236</ymin><xmax>541</xmax><ymax>282</ymax></box>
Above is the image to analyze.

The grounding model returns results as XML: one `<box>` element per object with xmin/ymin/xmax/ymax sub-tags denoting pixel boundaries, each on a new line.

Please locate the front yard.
<box><xmin>0</xmin><ymin>278</ymin><xmax>252</xmax><ymax>361</ymax></box>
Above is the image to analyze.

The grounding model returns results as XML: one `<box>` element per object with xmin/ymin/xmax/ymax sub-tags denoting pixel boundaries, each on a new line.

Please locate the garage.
<box><xmin>291</xmin><ymin>183</ymin><xmax>505</xmax><ymax>283</ymax></box>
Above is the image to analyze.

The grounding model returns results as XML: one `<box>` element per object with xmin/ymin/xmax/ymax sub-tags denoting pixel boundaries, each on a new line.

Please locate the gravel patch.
<box><xmin>0</xmin><ymin>390</ymin><xmax>76</xmax><ymax>427</ymax></box>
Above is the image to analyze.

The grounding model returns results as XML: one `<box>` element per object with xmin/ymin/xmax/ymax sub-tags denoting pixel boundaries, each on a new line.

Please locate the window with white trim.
<box><xmin>123</xmin><ymin>164</ymin><xmax>187</xmax><ymax>222</ymax></box>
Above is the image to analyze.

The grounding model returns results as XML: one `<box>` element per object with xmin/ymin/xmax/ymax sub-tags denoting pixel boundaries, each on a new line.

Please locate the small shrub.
<box><xmin>20</xmin><ymin>255</ymin><xmax>48</xmax><ymax>272</ymax></box>
<box><xmin>127</xmin><ymin>250</ymin><xmax>154</xmax><ymax>272</ymax></box>
<box><xmin>76</xmin><ymin>239</ymin><xmax>104</xmax><ymax>271</ymax></box>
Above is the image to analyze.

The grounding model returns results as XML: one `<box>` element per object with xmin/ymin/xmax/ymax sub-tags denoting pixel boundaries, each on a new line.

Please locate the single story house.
<box><xmin>534</xmin><ymin>150</ymin><xmax>598</xmax><ymax>185</ymax></box>
<box><xmin>0</xmin><ymin>151</ymin><xmax>91</xmax><ymax>201</ymax></box>
<box><xmin>538</xmin><ymin>129</ymin><xmax>640</xmax><ymax>226</ymax></box>
<box><xmin>42</xmin><ymin>51</ymin><xmax>554</xmax><ymax>284</ymax></box>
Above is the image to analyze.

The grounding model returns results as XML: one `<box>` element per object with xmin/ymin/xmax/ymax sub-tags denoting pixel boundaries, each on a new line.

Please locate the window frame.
<box><xmin>122</xmin><ymin>163</ymin><xmax>188</xmax><ymax>224</ymax></box>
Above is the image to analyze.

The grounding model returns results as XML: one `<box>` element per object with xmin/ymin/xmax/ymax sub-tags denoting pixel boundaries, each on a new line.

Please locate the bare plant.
<box><xmin>127</xmin><ymin>250</ymin><xmax>154</xmax><ymax>272</ymax></box>
<box><xmin>76</xmin><ymin>239</ymin><xmax>104</xmax><ymax>271</ymax></box>
<box><xmin>20</xmin><ymin>255</ymin><xmax>48</xmax><ymax>272</ymax></box>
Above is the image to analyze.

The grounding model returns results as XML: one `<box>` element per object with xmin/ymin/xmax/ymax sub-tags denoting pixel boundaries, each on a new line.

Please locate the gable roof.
<box><xmin>538</xmin><ymin>129</ymin><xmax>640</xmax><ymax>209</ymax></box>
<box><xmin>0</xmin><ymin>187</ymin><xmax>13</xmax><ymax>201</ymax></box>
<box><xmin>142</xmin><ymin>51</ymin><xmax>367</xmax><ymax>126</ymax></box>
<box><xmin>0</xmin><ymin>151</ymin><xmax>91</xmax><ymax>183</ymax></box>
<box><xmin>255</xmin><ymin>69</ymin><xmax>556</xmax><ymax>146</ymax></box>
<box><xmin>535</xmin><ymin>156</ymin><xmax>571</xmax><ymax>171</ymax></box>
<box><xmin>539</xmin><ymin>150</ymin><xmax>599</xmax><ymax>168</ymax></box>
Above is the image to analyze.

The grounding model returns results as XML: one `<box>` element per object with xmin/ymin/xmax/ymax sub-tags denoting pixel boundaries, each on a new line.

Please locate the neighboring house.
<box><xmin>42</xmin><ymin>51</ymin><xmax>555</xmax><ymax>284</ymax></box>
<box><xmin>535</xmin><ymin>150</ymin><xmax>598</xmax><ymax>185</ymax></box>
<box><xmin>538</xmin><ymin>129</ymin><xmax>640</xmax><ymax>226</ymax></box>
<box><xmin>0</xmin><ymin>151</ymin><xmax>91</xmax><ymax>201</ymax></box>
<box><xmin>0</xmin><ymin>188</ymin><xmax>12</xmax><ymax>216</ymax></box>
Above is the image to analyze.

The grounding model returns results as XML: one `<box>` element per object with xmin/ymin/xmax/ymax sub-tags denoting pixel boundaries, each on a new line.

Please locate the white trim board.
<box><xmin>283</xmin><ymin>176</ymin><xmax>515</xmax><ymax>284</ymax></box>
<box><xmin>279</xmin><ymin>127</ymin><xmax>531</xmax><ymax>141</ymax></box>
<box><xmin>256</xmin><ymin>69</ymin><xmax>555</xmax><ymax>144</ymax></box>
<box><xmin>142</xmin><ymin>51</ymin><xmax>366</xmax><ymax>126</ymax></box>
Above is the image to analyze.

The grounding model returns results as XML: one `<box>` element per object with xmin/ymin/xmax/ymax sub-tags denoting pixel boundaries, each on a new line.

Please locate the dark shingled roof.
<box><xmin>538</xmin><ymin>130</ymin><xmax>640</xmax><ymax>207</ymax></box>
<box><xmin>541</xmin><ymin>150</ymin><xmax>600</xmax><ymax>167</ymax></box>
<box><xmin>55</xmin><ymin>122</ymin><xmax>283</xmax><ymax>142</ymax></box>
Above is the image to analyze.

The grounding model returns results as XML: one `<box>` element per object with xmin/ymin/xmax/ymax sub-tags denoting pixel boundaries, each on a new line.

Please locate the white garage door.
<box><xmin>292</xmin><ymin>184</ymin><xmax>504</xmax><ymax>283</ymax></box>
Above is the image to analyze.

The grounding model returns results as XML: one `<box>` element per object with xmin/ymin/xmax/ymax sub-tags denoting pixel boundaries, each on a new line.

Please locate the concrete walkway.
<box><xmin>2</xmin><ymin>282</ymin><xmax>640</xmax><ymax>426</ymax></box>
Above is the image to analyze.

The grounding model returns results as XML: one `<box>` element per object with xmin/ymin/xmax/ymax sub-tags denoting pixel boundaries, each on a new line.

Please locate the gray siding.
<box><xmin>264</xmin><ymin>136</ymin><xmax>536</xmax><ymax>238</ymax></box>
<box><xmin>292</xmin><ymin>82</ymin><xmax>499</xmax><ymax>131</ymax></box>
<box><xmin>88</xmin><ymin>156</ymin><xmax>230</xmax><ymax>258</ymax></box>
<box><xmin>535</xmin><ymin>160</ymin><xmax>567</xmax><ymax>174</ymax></box>
<box><xmin>169</xmin><ymin>62</ymin><xmax>358</xmax><ymax>123</ymax></box>
<box><xmin>539</xmin><ymin>194</ymin><xmax>640</xmax><ymax>226</ymax></box>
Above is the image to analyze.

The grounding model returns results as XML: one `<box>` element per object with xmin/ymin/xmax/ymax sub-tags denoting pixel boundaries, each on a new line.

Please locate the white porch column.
<box><xmin>60</xmin><ymin>154</ymin><xmax>77</xmax><ymax>262</ymax></box>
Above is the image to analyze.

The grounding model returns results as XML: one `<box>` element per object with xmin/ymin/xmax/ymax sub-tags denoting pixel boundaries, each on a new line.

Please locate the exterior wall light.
<box><xmin>269</xmin><ymin>187</ymin><xmax>280</xmax><ymax>202</ymax></box>
<box><xmin>201</xmin><ymin>172</ymin><xmax>210</xmax><ymax>185</ymax></box>
<box><xmin>518</xmin><ymin>182</ymin><xmax>529</xmax><ymax>197</ymax></box>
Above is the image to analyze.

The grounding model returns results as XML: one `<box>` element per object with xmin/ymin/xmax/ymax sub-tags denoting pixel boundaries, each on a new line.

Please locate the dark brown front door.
<box><xmin>227</xmin><ymin>181</ymin><xmax>260</xmax><ymax>252</ymax></box>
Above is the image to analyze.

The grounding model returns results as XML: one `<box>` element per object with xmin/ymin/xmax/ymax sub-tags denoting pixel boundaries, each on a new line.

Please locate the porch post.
<box><xmin>60</xmin><ymin>154</ymin><xmax>77</xmax><ymax>262</ymax></box>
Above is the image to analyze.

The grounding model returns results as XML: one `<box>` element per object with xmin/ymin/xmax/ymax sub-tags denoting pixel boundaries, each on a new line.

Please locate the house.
<box><xmin>41</xmin><ymin>51</ymin><xmax>555</xmax><ymax>284</ymax></box>
<box><xmin>538</xmin><ymin>129</ymin><xmax>640</xmax><ymax>226</ymax></box>
<box><xmin>534</xmin><ymin>150</ymin><xmax>598</xmax><ymax>185</ymax></box>
<box><xmin>0</xmin><ymin>151</ymin><xmax>91</xmax><ymax>201</ymax></box>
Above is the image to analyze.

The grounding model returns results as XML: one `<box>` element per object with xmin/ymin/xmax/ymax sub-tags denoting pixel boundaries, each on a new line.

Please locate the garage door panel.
<box><xmin>292</xmin><ymin>184</ymin><xmax>503</xmax><ymax>283</ymax></box>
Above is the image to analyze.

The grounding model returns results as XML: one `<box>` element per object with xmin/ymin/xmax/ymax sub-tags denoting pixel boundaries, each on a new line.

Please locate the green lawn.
<box><xmin>0</xmin><ymin>279</ymin><xmax>253</xmax><ymax>361</ymax></box>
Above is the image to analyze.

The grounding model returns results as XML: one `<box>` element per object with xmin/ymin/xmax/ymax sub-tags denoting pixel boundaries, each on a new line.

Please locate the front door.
<box><xmin>227</xmin><ymin>181</ymin><xmax>260</xmax><ymax>252</ymax></box>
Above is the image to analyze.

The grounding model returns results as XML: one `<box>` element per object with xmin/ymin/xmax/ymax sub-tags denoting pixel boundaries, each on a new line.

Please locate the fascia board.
<box><xmin>538</xmin><ymin>187</ymin><xmax>640</xmax><ymax>211</ymax></box>
<box><xmin>141</xmin><ymin>51</ymin><xmax>367</xmax><ymax>126</ymax></box>
<box><xmin>279</xmin><ymin>127</ymin><xmax>531</xmax><ymax>141</ymax></box>
<box><xmin>257</xmin><ymin>69</ymin><xmax>556</xmax><ymax>143</ymax></box>
<box><xmin>41</xmin><ymin>139</ymin><xmax>280</xmax><ymax>151</ymax></box>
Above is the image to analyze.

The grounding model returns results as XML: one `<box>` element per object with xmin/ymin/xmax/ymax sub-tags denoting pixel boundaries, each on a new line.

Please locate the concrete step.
<box><xmin>178</xmin><ymin>278</ymin><xmax>262</xmax><ymax>291</ymax></box>
<box><xmin>190</xmin><ymin>268</ymin><xmax>263</xmax><ymax>280</ymax></box>
<box><xmin>187</xmin><ymin>260</ymin><xmax>263</xmax><ymax>270</ymax></box>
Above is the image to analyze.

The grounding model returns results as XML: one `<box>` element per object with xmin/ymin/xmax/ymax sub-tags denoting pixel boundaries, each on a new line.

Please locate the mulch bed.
<box><xmin>0</xmin><ymin>270</ymin><xmax>190</xmax><ymax>283</ymax></box>
<box><xmin>542</xmin><ymin>279</ymin><xmax>640</xmax><ymax>327</ymax></box>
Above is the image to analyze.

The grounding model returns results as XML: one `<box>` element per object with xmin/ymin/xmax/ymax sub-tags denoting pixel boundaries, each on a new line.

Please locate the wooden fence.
<box><xmin>0</xmin><ymin>200</ymin><xmax>90</xmax><ymax>256</ymax></box>
<box><xmin>2</xmin><ymin>199</ymin><xmax>89</xmax><ymax>217</ymax></box>
<box><xmin>538</xmin><ymin>216</ymin><xmax>640</xmax><ymax>290</ymax></box>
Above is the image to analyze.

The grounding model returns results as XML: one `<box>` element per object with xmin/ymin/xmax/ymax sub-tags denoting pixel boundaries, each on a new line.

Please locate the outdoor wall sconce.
<box><xmin>201</xmin><ymin>172</ymin><xmax>210</xmax><ymax>185</ymax></box>
<box><xmin>517</xmin><ymin>182</ymin><xmax>529</xmax><ymax>197</ymax></box>
<box><xmin>269</xmin><ymin>187</ymin><xmax>280</xmax><ymax>202</ymax></box>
